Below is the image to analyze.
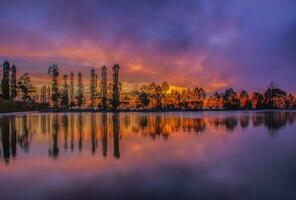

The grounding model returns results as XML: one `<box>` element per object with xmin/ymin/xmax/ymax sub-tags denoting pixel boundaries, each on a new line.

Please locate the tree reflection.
<box><xmin>49</xmin><ymin>114</ymin><xmax>59</xmax><ymax>159</ymax></box>
<box><xmin>113</xmin><ymin>113</ymin><xmax>120</xmax><ymax>159</ymax></box>
<box><xmin>240</xmin><ymin>115</ymin><xmax>250</xmax><ymax>129</ymax></box>
<box><xmin>70</xmin><ymin>114</ymin><xmax>74</xmax><ymax>152</ymax></box>
<box><xmin>0</xmin><ymin>111</ymin><xmax>296</xmax><ymax>162</ymax></box>
<box><xmin>1</xmin><ymin>117</ymin><xmax>10</xmax><ymax>163</ymax></box>
<box><xmin>62</xmin><ymin>114</ymin><xmax>68</xmax><ymax>149</ymax></box>
<box><xmin>78</xmin><ymin>113</ymin><xmax>83</xmax><ymax>151</ymax></box>
<box><xmin>90</xmin><ymin>113</ymin><xmax>97</xmax><ymax>155</ymax></box>
<box><xmin>264</xmin><ymin>112</ymin><xmax>290</xmax><ymax>137</ymax></box>
<box><xmin>101</xmin><ymin>113</ymin><xmax>108</xmax><ymax>158</ymax></box>
<box><xmin>18</xmin><ymin>116</ymin><xmax>30</xmax><ymax>152</ymax></box>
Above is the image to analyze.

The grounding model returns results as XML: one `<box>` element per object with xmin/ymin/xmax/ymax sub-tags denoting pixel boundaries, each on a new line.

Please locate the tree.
<box><xmin>10</xmin><ymin>64</ymin><xmax>17</xmax><ymax>101</ymax></box>
<box><xmin>155</xmin><ymin>85</ymin><xmax>163</xmax><ymax>109</ymax></box>
<box><xmin>161</xmin><ymin>82</ymin><xmax>169</xmax><ymax>94</ymax></box>
<box><xmin>286</xmin><ymin>94</ymin><xmax>296</xmax><ymax>108</ymax></box>
<box><xmin>17</xmin><ymin>73</ymin><xmax>36</xmax><ymax>102</ymax></box>
<box><xmin>251</xmin><ymin>92</ymin><xmax>264</xmax><ymax>109</ymax></box>
<box><xmin>112</xmin><ymin>64</ymin><xmax>120</xmax><ymax>111</ymax></box>
<box><xmin>132</xmin><ymin>89</ymin><xmax>150</xmax><ymax>109</ymax></box>
<box><xmin>40</xmin><ymin>85</ymin><xmax>47</xmax><ymax>104</ymax></box>
<box><xmin>69</xmin><ymin>72</ymin><xmax>75</xmax><ymax>107</ymax></box>
<box><xmin>207</xmin><ymin>91</ymin><xmax>224</xmax><ymax>109</ymax></box>
<box><xmin>161</xmin><ymin>82</ymin><xmax>170</xmax><ymax>108</ymax></box>
<box><xmin>239</xmin><ymin>90</ymin><xmax>251</xmax><ymax>109</ymax></box>
<box><xmin>46</xmin><ymin>85</ymin><xmax>51</xmax><ymax>105</ymax></box>
<box><xmin>61</xmin><ymin>74</ymin><xmax>69</xmax><ymax>108</ymax></box>
<box><xmin>100</xmin><ymin>66</ymin><xmax>108</xmax><ymax>110</ymax></box>
<box><xmin>2</xmin><ymin>61</ymin><xmax>10</xmax><ymax>100</ymax></box>
<box><xmin>193</xmin><ymin>87</ymin><xmax>206</xmax><ymax>109</ymax></box>
<box><xmin>264</xmin><ymin>85</ymin><xmax>287</xmax><ymax>109</ymax></box>
<box><xmin>169</xmin><ymin>89</ymin><xmax>181</xmax><ymax>109</ymax></box>
<box><xmin>75</xmin><ymin>72</ymin><xmax>84</xmax><ymax>108</ymax></box>
<box><xmin>89</xmin><ymin>68</ymin><xmax>97</xmax><ymax>108</ymax></box>
<box><xmin>223</xmin><ymin>88</ymin><xmax>239</xmax><ymax>109</ymax></box>
<box><xmin>48</xmin><ymin>64</ymin><xmax>59</xmax><ymax>107</ymax></box>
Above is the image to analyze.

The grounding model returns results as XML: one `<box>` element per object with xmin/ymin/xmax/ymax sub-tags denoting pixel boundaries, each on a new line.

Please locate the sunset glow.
<box><xmin>1</xmin><ymin>0</ymin><xmax>295</xmax><ymax>92</ymax></box>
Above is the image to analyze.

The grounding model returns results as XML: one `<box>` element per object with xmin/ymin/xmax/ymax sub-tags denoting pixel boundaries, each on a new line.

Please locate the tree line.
<box><xmin>1</xmin><ymin>60</ymin><xmax>296</xmax><ymax>111</ymax></box>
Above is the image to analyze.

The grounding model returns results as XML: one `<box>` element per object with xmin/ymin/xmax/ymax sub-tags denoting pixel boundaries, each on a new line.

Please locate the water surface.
<box><xmin>0</xmin><ymin>111</ymin><xmax>296</xmax><ymax>200</ymax></box>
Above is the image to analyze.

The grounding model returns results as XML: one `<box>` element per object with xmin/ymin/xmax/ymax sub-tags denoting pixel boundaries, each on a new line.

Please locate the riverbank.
<box><xmin>0</xmin><ymin>100</ymin><xmax>48</xmax><ymax>113</ymax></box>
<box><xmin>1</xmin><ymin>107</ymin><xmax>295</xmax><ymax>115</ymax></box>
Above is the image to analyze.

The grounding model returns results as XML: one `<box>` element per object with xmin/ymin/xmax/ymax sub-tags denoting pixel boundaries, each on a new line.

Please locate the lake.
<box><xmin>0</xmin><ymin>111</ymin><xmax>296</xmax><ymax>200</ymax></box>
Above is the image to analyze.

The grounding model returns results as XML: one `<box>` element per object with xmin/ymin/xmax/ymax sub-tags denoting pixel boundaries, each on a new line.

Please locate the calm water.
<box><xmin>0</xmin><ymin>111</ymin><xmax>296</xmax><ymax>200</ymax></box>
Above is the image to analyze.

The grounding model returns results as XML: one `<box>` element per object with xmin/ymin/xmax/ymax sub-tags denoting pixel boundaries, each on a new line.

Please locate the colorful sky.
<box><xmin>0</xmin><ymin>0</ymin><xmax>295</xmax><ymax>92</ymax></box>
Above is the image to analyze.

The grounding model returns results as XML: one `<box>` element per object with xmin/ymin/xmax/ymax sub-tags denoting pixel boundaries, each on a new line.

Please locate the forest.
<box><xmin>1</xmin><ymin>60</ymin><xmax>296</xmax><ymax>112</ymax></box>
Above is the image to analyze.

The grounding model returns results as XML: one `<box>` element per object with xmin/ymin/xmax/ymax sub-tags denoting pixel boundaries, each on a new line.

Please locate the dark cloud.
<box><xmin>0</xmin><ymin>0</ymin><xmax>296</xmax><ymax>91</ymax></box>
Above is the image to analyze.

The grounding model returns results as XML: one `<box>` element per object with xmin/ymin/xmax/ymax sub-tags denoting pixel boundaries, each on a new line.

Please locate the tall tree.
<box><xmin>2</xmin><ymin>61</ymin><xmax>10</xmax><ymax>100</ymax></box>
<box><xmin>61</xmin><ymin>74</ymin><xmax>69</xmax><ymax>108</ymax></box>
<box><xmin>112</xmin><ymin>64</ymin><xmax>120</xmax><ymax>111</ymax></box>
<box><xmin>10</xmin><ymin>64</ymin><xmax>17</xmax><ymax>101</ymax></box>
<box><xmin>251</xmin><ymin>92</ymin><xmax>264</xmax><ymax>109</ymax></box>
<box><xmin>75</xmin><ymin>72</ymin><xmax>84</xmax><ymax>108</ymax></box>
<box><xmin>40</xmin><ymin>85</ymin><xmax>47</xmax><ymax>104</ymax></box>
<box><xmin>100</xmin><ymin>66</ymin><xmax>108</xmax><ymax>110</ymax></box>
<box><xmin>239</xmin><ymin>90</ymin><xmax>251</xmax><ymax>109</ymax></box>
<box><xmin>48</xmin><ymin>64</ymin><xmax>59</xmax><ymax>107</ymax></box>
<box><xmin>69</xmin><ymin>72</ymin><xmax>75</xmax><ymax>107</ymax></box>
<box><xmin>89</xmin><ymin>68</ymin><xmax>96</xmax><ymax>108</ymax></box>
<box><xmin>46</xmin><ymin>85</ymin><xmax>51</xmax><ymax>105</ymax></box>
<box><xmin>193</xmin><ymin>87</ymin><xmax>206</xmax><ymax>109</ymax></box>
<box><xmin>264</xmin><ymin>84</ymin><xmax>287</xmax><ymax>109</ymax></box>
<box><xmin>223</xmin><ymin>88</ymin><xmax>239</xmax><ymax>109</ymax></box>
<box><xmin>17</xmin><ymin>73</ymin><xmax>36</xmax><ymax>102</ymax></box>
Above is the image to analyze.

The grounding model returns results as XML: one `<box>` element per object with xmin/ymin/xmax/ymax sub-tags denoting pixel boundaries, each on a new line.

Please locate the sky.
<box><xmin>0</xmin><ymin>0</ymin><xmax>296</xmax><ymax>92</ymax></box>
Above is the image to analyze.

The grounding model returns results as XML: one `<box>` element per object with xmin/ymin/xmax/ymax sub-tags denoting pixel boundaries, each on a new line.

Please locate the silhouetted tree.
<box><xmin>155</xmin><ymin>85</ymin><xmax>163</xmax><ymax>109</ymax></box>
<box><xmin>75</xmin><ymin>72</ymin><xmax>84</xmax><ymax>108</ymax></box>
<box><xmin>40</xmin><ymin>85</ymin><xmax>47</xmax><ymax>104</ymax></box>
<box><xmin>223</xmin><ymin>88</ymin><xmax>239</xmax><ymax>109</ymax></box>
<box><xmin>69</xmin><ymin>72</ymin><xmax>75</xmax><ymax>107</ymax></box>
<box><xmin>264</xmin><ymin>84</ymin><xmax>287</xmax><ymax>109</ymax></box>
<box><xmin>112</xmin><ymin>64</ymin><xmax>120</xmax><ymax>111</ymax></box>
<box><xmin>100</xmin><ymin>66</ymin><xmax>108</xmax><ymax>110</ymax></box>
<box><xmin>17</xmin><ymin>73</ymin><xmax>36</xmax><ymax>102</ymax></box>
<box><xmin>89</xmin><ymin>68</ymin><xmax>97</xmax><ymax>108</ymax></box>
<box><xmin>286</xmin><ymin>94</ymin><xmax>296</xmax><ymax>108</ymax></box>
<box><xmin>133</xmin><ymin>89</ymin><xmax>150</xmax><ymax>109</ymax></box>
<box><xmin>61</xmin><ymin>74</ymin><xmax>69</xmax><ymax>108</ymax></box>
<box><xmin>193</xmin><ymin>87</ymin><xmax>206</xmax><ymax>109</ymax></box>
<box><xmin>46</xmin><ymin>85</ymin><xmax>51</xmax><ymax>105</ymax></box>
<box><xmin>2</xmin><ymin>61</ymin><xmax>10</xmax><ymax>99</ymax></box>
<box><xmin>239</xmin><ymin>90</ymin><xmax>251</xmax><ymax>109</ymax></box>
<box><xmin>251</xmin><ymin>92</ymin><xmax>264</xmax><ymax>109</ymax></box>
<box><xmin>48</xmin><ymin>64</ymin><xmax>59</xmax><ymax>107</ymax></box>
<box><xmin>10</xmin><ymin>64</ymin><xmax>17</xmax><ymax>101</ymax></box>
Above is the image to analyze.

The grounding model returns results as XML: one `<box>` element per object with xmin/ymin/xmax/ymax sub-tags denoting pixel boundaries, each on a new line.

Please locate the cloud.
<box><xmin>0</xmin><ymin>0</ymin><xmax>296</xmax><ymax>92</ymax></box>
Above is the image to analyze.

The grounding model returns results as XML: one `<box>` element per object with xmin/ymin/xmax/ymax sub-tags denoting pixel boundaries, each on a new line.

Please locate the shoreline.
<box><xmin>1</xmin><ymin>108</ymin><xmax>295</xmax><ymax>115</ymax></box>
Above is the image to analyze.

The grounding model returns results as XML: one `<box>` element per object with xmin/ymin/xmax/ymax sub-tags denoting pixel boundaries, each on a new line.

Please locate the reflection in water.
<box><xmin>101</xmin><ymin>113</ymin><xmax>108</xmax><ymax>158</ymax></box>
<box><xmin>90</xmin><ymin>113</ymin><xmax>97</xmax><ymax>154</ymax></box>
<box><xmin>70</xmin><ymin>114</ymin><xmax>74</xmax><ymax>151</ymax></box>
<box><xmin>113</xmin><ymin>113</ymin><xmax>120</xmax><ymax>159</ymax></box>
<box><xmin>1</xmin><ymin>117</ymin><xmax>10</xmax><ymax>163</ymax></box>
<box><xmin>0</xmin><ymin>111</ymin><xmax>296</xmax><ymax>163</ymax></box>
<box><xmin>49</xmin><ymin>114</ymin><xmax>59</xmax><ymax>159</ymax></box>
<box><xmin>78</xmin><ymin>113</ymin><xmax>83</xmax><ymax>152</ymax></box>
